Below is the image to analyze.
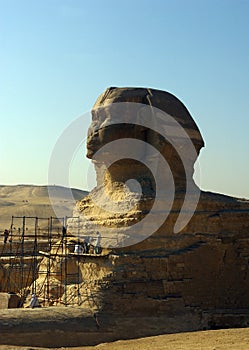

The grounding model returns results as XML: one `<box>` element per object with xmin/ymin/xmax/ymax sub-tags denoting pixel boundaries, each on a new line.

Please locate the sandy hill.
<box><xmin>0</xmin><ymin>185</ymin><xmax>88</xmax><ymax>230</ymax></box>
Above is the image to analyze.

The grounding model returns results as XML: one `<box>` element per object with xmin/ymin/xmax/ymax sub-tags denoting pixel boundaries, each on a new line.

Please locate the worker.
<box><xmin>3</xmin><ymin>229</ymin><xmax>9</xmax><ymax>244</ymax></box>
<box><xmin>83</xmin><ymin>236</ymin><xmax>92</xmax><ymax>254</ymax></box>
<box><xmin>29</xmin><ymin>294</ymin><xmax>40</xmax><ymax>308</ymax></box>
<box><xmin>94</xmin><ymin>231</ymin><xmax>102</xmax><ymax>254</ymax></box>
<box><xmin>74</xmin><ymin>243</ymin><xmax>83</xmax><ymax>254</ymax></box>
<box><xmin>62</xmin><ymin>226</ymin><xmax>67</xmax><ymax>236</ymax></box>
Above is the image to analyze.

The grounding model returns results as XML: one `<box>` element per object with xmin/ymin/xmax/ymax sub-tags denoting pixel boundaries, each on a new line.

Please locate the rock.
<box><xmin>66</xmin><ymin>87</ymin><xmax>249</xmax><ymax>332</ymax></box>
<box><xmin>87</xmin><ymin>87</ymin><xmax>204</xmax><ymax>191</ymax></box>
<box><xmin>0</xmin><ymin>292</ymin><xmax>20</xmax><ymax>309</ymax></box>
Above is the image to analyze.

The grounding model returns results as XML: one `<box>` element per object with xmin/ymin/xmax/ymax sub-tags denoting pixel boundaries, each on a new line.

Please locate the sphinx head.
<box><xmin>87</xmin><ymin>87</ymin><xmax>204</xmax><ymax>195</ymax></box>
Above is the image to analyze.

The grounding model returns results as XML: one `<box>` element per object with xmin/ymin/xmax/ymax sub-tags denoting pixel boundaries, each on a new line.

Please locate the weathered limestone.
<box><xmin>67</xmin><ymin>87</ymin><xmax>249</xmax><ymax>331</ymax></box>
<box><xmin>87</xmin><ymin>87</ymin><xmax>204</xmax><ymax>190</ymax></box>
<box><xmin>0</xmin><ymin>241</ymin><xmax>47</xmax><ymax>293</ymax></box>
<box><xmin>0</xmin><ymin>292</ymin><xmax>20</xmax><ymax>309</ymax></box>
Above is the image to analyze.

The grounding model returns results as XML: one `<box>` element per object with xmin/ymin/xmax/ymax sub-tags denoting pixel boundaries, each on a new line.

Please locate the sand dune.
<box><xmin>0</xmin><ymin>185</ymin><xmax>88</xmax><ymax>231</ymax></box>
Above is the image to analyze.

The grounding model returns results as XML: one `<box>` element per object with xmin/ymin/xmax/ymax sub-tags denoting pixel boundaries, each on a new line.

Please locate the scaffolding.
<box><xmin>0</xmin><ymin>215</ymin><xmax>108</xmax><ymax>308</ymax></box>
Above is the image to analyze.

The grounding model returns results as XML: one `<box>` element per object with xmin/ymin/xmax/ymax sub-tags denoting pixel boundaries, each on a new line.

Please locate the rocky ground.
<box><xmin>0</xmin><ymin>328</ymin><xmax>249</xmax><ymax>350</ymax></box>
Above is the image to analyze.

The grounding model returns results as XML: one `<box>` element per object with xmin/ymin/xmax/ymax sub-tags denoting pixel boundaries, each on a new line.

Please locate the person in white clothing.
<box><xmin>29</xmin><ymin>294</ymin><xmax>40</xmax><ymax>308</ymax></box>
<box><xmin>95</xmin><ymin>231</ymin><xmax>102</xmax><ymax>254</ymax></box>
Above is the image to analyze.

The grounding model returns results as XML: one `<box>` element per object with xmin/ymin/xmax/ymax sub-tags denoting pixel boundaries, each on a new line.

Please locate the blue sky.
<box><xmin>1</xmin><ymin>0</ymin><xmax>249</xmax><ymax>198</ymax></box>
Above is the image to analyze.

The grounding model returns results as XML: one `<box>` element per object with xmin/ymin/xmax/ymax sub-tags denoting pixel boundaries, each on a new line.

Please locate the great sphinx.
<box><xmin>64</xmin><ymin>87</ymin><xmax>249</xmax><ymax>333</ymax></box>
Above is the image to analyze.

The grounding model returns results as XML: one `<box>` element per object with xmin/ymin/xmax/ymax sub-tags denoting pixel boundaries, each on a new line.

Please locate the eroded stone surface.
<box><xmin>66</xmin><ymin>87</ymin><xmax>249</xmax><ymax>326</ymax></box>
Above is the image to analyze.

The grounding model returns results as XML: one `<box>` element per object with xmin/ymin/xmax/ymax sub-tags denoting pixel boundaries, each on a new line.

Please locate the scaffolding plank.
<box><xmin>38</xmin><ymin>250</ymin><xmax>109</xmax><ymax>257</ymax></box>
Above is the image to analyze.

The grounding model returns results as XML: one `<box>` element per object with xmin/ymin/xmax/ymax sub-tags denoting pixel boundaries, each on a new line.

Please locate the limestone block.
<box><xmin>0</xmin><ymin>292</ymin><xmax>20</xmax><ymax>309</ymax></box>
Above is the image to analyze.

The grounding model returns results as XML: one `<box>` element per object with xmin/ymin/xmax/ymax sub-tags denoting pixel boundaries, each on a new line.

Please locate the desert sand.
<box><xmin>0</xmin><ymin>185</ymin><xmax>88</xmax><ymax>230</ymax></box>
<box><xmin>0</xmin><ymin>328</ymin><xmax>249</xmax><ymax>350</ymax></box>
